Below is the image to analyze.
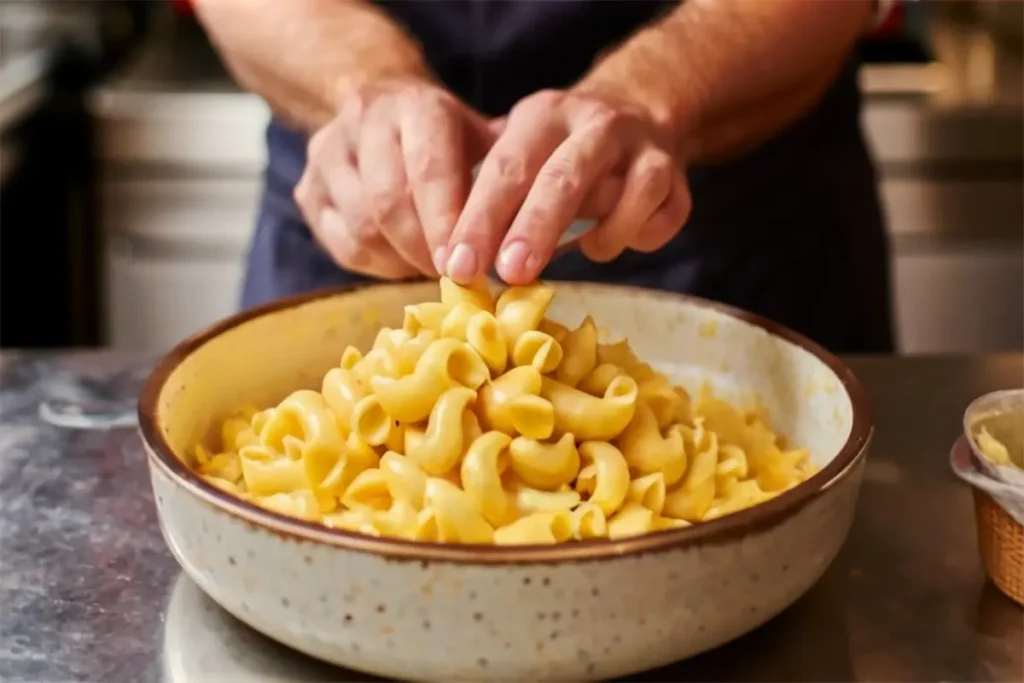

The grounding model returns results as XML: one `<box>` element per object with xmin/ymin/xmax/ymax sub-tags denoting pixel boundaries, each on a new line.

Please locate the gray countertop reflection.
<box><xmin>1</xmin><ymin>352</ymin><xmax>1022</xmax><ymax>682</ymax></box>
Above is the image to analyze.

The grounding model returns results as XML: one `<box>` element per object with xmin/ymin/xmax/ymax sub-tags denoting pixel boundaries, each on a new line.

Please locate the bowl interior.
<box><xmin>150</xmin><ymin>281</ymin><xmax>857</xmax><ymax>478</ymax></box>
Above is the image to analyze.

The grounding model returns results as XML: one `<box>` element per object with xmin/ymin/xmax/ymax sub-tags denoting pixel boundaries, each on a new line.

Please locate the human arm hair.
<box><xmin>575</xmin><ymin>0</ymin><xmax>875</xmax><ymax>165</ymax></box>
<box><xmin>192</xmin><ymin>0</ymin><xmax>430</xmax><ymax>131</ymax></box>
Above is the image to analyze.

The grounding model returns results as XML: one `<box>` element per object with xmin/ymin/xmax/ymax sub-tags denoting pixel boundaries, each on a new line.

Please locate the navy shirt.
<box><xmin>243</xmin><ymin>0</ymin><xmax>893</xmax><ymax>354</ymax></box>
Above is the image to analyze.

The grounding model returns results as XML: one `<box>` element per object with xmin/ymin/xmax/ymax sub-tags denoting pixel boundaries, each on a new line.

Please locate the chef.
<box><xmin>194</xmin><ymin>0</ymin><xmax>894</xmax><ymax>353</ymax></box>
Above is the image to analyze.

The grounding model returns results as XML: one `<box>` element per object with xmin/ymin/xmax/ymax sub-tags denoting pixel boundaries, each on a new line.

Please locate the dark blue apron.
<box><xmin>242</xmin><ymin>0</ymin><xmax>893</xmax><ymax>354</ymax></box>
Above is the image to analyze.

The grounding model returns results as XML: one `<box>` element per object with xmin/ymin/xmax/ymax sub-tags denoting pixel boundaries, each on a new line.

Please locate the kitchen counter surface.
<box><xmin>1</xmin><ymin>351</ymin><xmax>1022</xmax><ymax>682</ymax></box>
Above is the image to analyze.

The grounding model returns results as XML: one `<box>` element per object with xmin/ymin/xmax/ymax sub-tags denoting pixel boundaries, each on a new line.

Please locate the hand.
<box><xmin>441</xmin><ymin>89</ymin><xmax>692</xmax><ymax>285</ymax></box>
<box><xmin>295</xmin><ymin>78</ymin><xmax>495</xmax><ymax>279</ymax></box>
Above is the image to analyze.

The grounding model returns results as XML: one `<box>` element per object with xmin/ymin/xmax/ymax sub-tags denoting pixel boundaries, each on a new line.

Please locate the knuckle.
<box><xmin>533</xmin><ymin>89</ymin><xmax>564</xmax><ymax>107</ymax></box>
<box><xmin>306</xmin><ymin>127</ymin><xmax>331</xmax><ymax>161</ymax></box>
<box><xmin>636</xmin><ymin>153</ymin><xmax>673</xmax><ymax>202</ymax></box>
<box><xmin>539</xmin><ymin>161</ymin><xmax>583</xmax><ymax>198</ymax></box>
<box><xmin>405</xmin><ymin>152</ymin><xmax>442</xmax><ymax>187</ymax></box>
<box><xmin>351</xmin><ymin>216</ymin><xmax>379</xmax><ymax>243</ymax></box>
<box><xmin>516</xmin><ymin>89</ymin><xmax>563</xmax><ymax>116</ymax></box>
<box><xmin>294</xmin><ymin>177</ymin><xmax>322</xmax><ymax>224</ymax></box>
<box><xmin>413</xmin><ymin>85</ymin><xmax>448</xmax><ymax>109</ymax></box>
<box><xmin>408</xmin><ymin>148</ymin><xmax>446</xmax><ymax>185</ymax></box>
<box><xmin>342</xmin><ymin>244</ymin><xmax>374</xmax><ymax>273</ymax></box>
<box><xmin>339</xmin><ymin>89</ymin><xmax>370</xmax><ymax>122</ymax></box>
<box><xmin>340</xmin><ymin>204</ymin><xmax>378</xmax><ymax>242</ymax></box>
<box><xmin>294</xmin><ymin>175</ymin><xmax>312</xmax><ymax>207</ymax></box>
<box><xmin>391</xmin><ymin>214</ymin><xmax>423</xmax><ymax>248</ymax></box>
<box><xmin>367</xmin><ymin>186</ymin><xmax>411</xmax><ymax>227</ymax></box>
<box><xmin>583</xmin><ymin>106</ymin><xmax>621</xmax><ymax>139</ymax></box>
<box><xmin>495</xmin><ymin>153</ymin><xmax>529</xmax><ymax>186</ymax></box>
<box><xmin>308</xmin><ymin>118</ymin><xmax>351</xmax><ymax>163</ymax></box>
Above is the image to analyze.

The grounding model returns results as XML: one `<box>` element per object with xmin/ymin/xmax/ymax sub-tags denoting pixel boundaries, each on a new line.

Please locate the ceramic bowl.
<box><xmin>139</xmin><ymin>281</ymin><xmax>872</xmax><ymax>681</ymax></box>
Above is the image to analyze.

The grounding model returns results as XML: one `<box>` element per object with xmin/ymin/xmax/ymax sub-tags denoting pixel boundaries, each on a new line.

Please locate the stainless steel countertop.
<box><xmin>1</xmin><ymin>352</ymin><xmax>1022</xmax><ymax>682</ymax></box>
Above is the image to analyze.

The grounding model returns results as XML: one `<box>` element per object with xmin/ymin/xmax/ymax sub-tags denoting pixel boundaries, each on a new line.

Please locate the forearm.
<box><xmin>685</xmin><ymin>60</ymin><xmax>841</xmax><ymax>164</ymax></box>
<box><xmin>193</xmin><ymin>0</ymin><xmax>429</xmax><ymax>131</ymax></box>
<box><xmin>576</xmin><ymin>0</ymin><xmax>873</xmax><ymax>164</ymax></box>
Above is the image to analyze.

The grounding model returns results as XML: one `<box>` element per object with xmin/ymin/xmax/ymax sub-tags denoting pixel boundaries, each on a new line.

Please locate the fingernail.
<box><xmin>445</xmin><ymin>243</ymin><xmax>478</xmax><ymax>282</ymax></box>
<box><xmin>497</xmin><ymin>241</ymin><xmax>539</xmax><ymax>279</ymax></box>
<box><xmin>432</xmin><ymin>247</ymin><xmax>447</xmax><ymax>275</ymax></box>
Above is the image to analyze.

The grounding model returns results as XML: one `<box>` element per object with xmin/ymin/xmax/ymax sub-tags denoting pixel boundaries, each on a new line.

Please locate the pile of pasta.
<box><xmin>195</xmin><ymin>278</ymin><xmax>817</xmax><ymax>545</ymax></box>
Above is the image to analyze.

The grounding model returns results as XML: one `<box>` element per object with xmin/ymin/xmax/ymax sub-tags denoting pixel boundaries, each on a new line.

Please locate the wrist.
<box><xmin>574</xmin><ymin>25</ymin><xmax>700</xmax><ymax>160</ymax></box>
<box><xmin>331</xmin><ymin>39</ymin><xmax>432</xmax><ymax>104</ymax></box>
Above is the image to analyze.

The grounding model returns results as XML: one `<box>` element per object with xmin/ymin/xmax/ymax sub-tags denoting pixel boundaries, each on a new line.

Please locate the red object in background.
<box><xmin>871</xmin><ymin>0</ymin><xmax>905</xmax><ymax>37</ymax></box>
<box><xmin>170</xmin><ymin>0</ymin><xmax>195</xmax><ymax>17</ymax></box>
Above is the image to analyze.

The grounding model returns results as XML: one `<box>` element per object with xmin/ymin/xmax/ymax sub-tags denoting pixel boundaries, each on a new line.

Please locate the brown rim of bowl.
<box><xmin>139</xmin><ymin>280</ymin><xmax>873</xmax><ymax>565</ymax></box>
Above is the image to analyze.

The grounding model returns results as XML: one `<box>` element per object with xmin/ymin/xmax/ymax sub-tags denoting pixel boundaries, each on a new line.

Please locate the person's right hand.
<box><xmin>295</xmin><ymin>78</ymin><xmax>496</xmax><ymax>279</ymax></box>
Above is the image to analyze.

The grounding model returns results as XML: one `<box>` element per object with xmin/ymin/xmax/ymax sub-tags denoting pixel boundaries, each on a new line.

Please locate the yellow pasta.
<box><xmin>192</xmin><ymin>277</ymin><xmax>818</xmax><ymax>545</ymax></box>
<box><xmin>477</xmin><ymin>366</ymin><xmax>542</xmax><ymax>434</ymax></box>
<box><xmin>379</xmin><ymin>451</ymin><xmax>428</xmax><ymax>510</ymax></box>
<box><xmin>541</xmin><ymin>375</ymin><xmax>638</xmax><ymax>441</ymax></box>
<box><xmin>460</xmin><ymin>431</ymin><xmax>513</xmax><ymax>526</ymax></box>
<box><xmin>511</xmin><ymin>330</ymin><xmax>564</xmax><ymax>374</ymax></box>
<box><xmin>508</xmin><ymin>433</ymin><xmax>579</xmax><ymax>490</ymax></box>
<box><xmin>607</xmin><ymin>501</ymin><xmax>655</xmax><ymax>540</ymax></box>
<box><xmin>975</xmin><ymin>426</ymin><xmax>1014</xmax><ymax>467</ymax></box>
<box><xmin>511</xmin><ymin>483</ymin><xmax>581</xmax><ymax>515</ymax></box>
<box><xmin>570</xmin><ymin>502</ymin><xmax>607</xmax><ymax>540</ymax></box>
<box><xmin>575</xmin><ymin>441</ymin><xmax>630</xmax><ymax>516</ymax></box>
<box><xmin>556</xmin><ymin>315</ymin><xmax>598</xmax><ymax>387</ymax></box>
<box><xmin>405</xmin><ymin>386</ymin><xmax>477</xmax><ymax>475</ymax></box>
<box><xmin>494</xmin><ymin>510</ymin><xmax>573</xmax><ymax>545</ymax></box>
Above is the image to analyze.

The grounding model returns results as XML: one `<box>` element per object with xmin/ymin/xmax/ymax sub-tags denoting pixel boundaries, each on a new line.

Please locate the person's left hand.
<box><xmin>440</xmin><ymin>89</ymin><xmax>692</xmax><ymax>285</ymax></box>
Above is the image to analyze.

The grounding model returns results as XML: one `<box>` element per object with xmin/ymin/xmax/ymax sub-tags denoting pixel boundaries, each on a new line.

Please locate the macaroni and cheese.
<box><xmin>193</xmin><ymin>278</ymin><xmax>818</xmax><ymax>545</ymax></box>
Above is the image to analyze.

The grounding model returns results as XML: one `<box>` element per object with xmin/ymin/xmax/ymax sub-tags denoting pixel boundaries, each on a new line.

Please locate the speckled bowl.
<box><xmin>139</xmin><ymin>281</ymin><xmax>872</xmax><ymax>682</ymax></box>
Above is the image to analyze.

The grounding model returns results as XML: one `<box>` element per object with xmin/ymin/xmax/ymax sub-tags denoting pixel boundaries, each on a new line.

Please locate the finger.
<box><xmin>401</xmin><ymin>100</ymin><xmax>473</xmax><ymax>274</ymax></box>
<box><xmin>307</xmin><ymin>119</ymin><xmax>364</xmax><ymax>238</ymax></box>
<box><xmin>464</xmin><ymin>107</ymin><xmax>501</xmax><ymax>159</ymax></box>
<box><xmin>294</xmin><ymin>167</ymin><xmax>329</xmax><ymax>229</ymax></box>
<box><xmin>444</xmin><ymin>113</ymin><xmax>565</xmax><ymax>283</ymax></box>
<box><xmin>318</xmin><ymin>207</ymin><xmax>419</xmax><ymax>280</ymax></box>
<box><xmin>581</xmin><ymin>146</ymin><xmax>674</xmax><ymax>263</ymax></box>
<box><xmin>320</xmin><ymin>156</ymin><xmax>374</xmax><ymax>241</ymax></box>
<box><xmin>578</xmin><ymin>175</ymin><xmax>625</xmax><ymax>220</ymax></box>
<box><xmin>296</xmin><ymin>121</ymin><xmax>351</xmax><ymax>227</ymax></box>
<box><xmin>488</xmin><ymin>116</ymin><xmax>508</xmax><ymax>138</ymax></box>
<box><xmin>358</xmin><ymin>119</ymin><xmax>435</xmax><ymax>275</ymax></box>
<box><xmin>495</xmin><ymin>123</ymin><xmax>623</xmax><ymax>284</ymax></box>
<box><xmin>320</xmin><ymin>156</ymin><xmax>418</xmax><ymax>281</ymax></box>
<box><xmin>629</xmin><ymin>170</ymin><xmax>692</xmax><ymax>253</ymax></box>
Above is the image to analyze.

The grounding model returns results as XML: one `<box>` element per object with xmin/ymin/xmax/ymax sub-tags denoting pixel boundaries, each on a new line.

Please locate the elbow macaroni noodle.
<box><xmin>194</xmin><ymin>278</ymin><xmax>819</xmax><ymax>545</ymax></box>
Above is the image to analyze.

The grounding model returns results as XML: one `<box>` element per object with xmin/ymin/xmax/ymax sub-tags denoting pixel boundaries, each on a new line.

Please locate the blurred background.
<box><xmin>0</xmin><ymin>0</ymin><xmax>1021</xmax><ymax>354</ymax></box>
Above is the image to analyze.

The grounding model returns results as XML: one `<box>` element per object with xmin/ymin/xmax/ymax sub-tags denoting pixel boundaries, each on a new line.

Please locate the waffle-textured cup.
<box><xmin>963</xmin><ymin>389</ymin><xmax>1024</xmax><ymax>607</ymax></box>
<box><xmin>974</xmin><ymin>487</ymin><xmax>1024</xmax><ymax>606</ymax></box>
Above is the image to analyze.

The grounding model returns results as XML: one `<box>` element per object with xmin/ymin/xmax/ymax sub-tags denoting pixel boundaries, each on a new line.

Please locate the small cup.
<box><xmin>960</xmin><ymin>388</ymin><xmax>1024</xmax><ymax>607</ymax></box>
<box><xmin>964</xmin><ymin>389</ymin><xmax>1024</xmax><ymax>475</ymax></box>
